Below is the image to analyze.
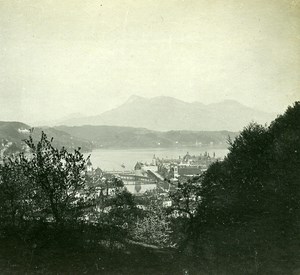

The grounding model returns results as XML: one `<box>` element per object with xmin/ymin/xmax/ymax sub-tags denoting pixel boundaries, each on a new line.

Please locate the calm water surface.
<box><xmin>85</xmin><ymin>147</ymin><xmax>229</xmax><ymax>171</ymax></box>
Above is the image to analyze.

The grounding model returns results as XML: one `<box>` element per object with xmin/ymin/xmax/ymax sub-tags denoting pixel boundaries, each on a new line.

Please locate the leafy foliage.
<box><xmin>0</xmin><ymin>132</ymin><xmax>92</xmax><ymax>229</ymax></box>
<box><xmin>184</xmin><ymin>101</ymin><xmax>300</xmax><ymax>273</ymax></box>
<box><xmin>132</xmin><ymin>198</ymin><xmax>172</xmax><ymax>247</ymax></box>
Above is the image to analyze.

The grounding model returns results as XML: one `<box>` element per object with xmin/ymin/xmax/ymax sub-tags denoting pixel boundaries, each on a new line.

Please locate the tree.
<box><xmin>0</xmin><ymin>132</ymin><xmax>92</xmax><ymax>230</ymax></box>
<box><xmin>0</xmin><ymin>153</ymin><xmax>31</xmax><ymax>228</ymax></box>
<box><xmin>168</xmin><ymin>176</ymin><xmax>202</xmax><ymax>249</ymax></box>
<box><xmin>189</xmin><ymin>102</ymin><xmax>300</xmax><ymax>273</ymax></box>
<box><xmin>169</xmin><ymin>177</ymin><xmax>202</xmax><ymax>221</ymax></box>
<box><xmin>267</xmin><ymin>102</ymin><xmax>300</xmax><ymax>263</ymax></box>
<box><xmin>132</xmin><ymin>198</ymin><xmax>172</xmax><ymax>247</ymax></box>
<box><xmin>97</xmin><ymin>189</ymin><xmax>140</xmax><ymax>243</ymax></box>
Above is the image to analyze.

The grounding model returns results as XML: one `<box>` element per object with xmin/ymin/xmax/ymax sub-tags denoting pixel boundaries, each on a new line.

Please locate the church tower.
<box><xmin>152</xmin><ymin>154</ymin><xmax>157</xmax><ymax>165</ymax></box>
<box><xmin>86</xmin><ymin>159</ymin><xmax>93</xmax><ymax>173</ymax></box>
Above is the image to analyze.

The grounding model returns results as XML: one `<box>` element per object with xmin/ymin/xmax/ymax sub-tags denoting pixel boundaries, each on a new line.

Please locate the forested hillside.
<box><xmin>55</xmin><ymin>125</ymin><xmax>238</xmax><ymax>148</ymax></box>
<box><xmin>0</xmin><ymin>121</ymin><xmax>92</xmax><ymax>154</ymax></box>
<box><xmin>170</xmin><ymin>101</ymin><xmax>300</xmax><ymax>274</ymax></box>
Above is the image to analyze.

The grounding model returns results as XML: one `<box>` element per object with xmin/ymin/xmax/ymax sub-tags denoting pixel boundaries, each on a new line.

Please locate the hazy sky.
<box><xmin>1</xmin><ymin>0</ymin><xmax>300</xmax><ymax>124</ymax></box>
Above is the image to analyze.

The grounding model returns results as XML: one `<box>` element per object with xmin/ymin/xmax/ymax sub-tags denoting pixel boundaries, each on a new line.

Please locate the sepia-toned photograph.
<box><xmin>0</xmin><ymin>0</ymin><xmax>299</xmax><ymax>274</ymax></box>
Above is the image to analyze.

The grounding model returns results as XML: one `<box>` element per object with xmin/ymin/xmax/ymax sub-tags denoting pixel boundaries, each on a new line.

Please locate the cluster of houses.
<box><xmin>157</xmin><ymin>151</ymin><xmax>221</xmax><ymax>182</ymax></box>
<box><xmin>85</xmin><ymin>152</ymin><xmax>221</xmax><ymax>196</ymax></box>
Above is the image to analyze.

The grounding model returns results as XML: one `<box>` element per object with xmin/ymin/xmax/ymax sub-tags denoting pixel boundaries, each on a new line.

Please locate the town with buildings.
<box><xmin>85</xmin><ymin>152</ymin><xmax>222</xmax><ymax>198</ymax></box>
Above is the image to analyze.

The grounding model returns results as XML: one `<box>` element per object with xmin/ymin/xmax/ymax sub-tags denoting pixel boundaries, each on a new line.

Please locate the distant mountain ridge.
<box><xmin>0</xmin><ymin>121</ymin><xmax>237</xmax><ymax>153</ymax></box>
<box><xmin>55</xmin><ymin>125</ymin><xmax>238</xmax><ymax>149</ymax></box>
<box><xmin>58</xmin><ymin>96</ymin><xmax>276</xmax><ymax>131</ymax></box>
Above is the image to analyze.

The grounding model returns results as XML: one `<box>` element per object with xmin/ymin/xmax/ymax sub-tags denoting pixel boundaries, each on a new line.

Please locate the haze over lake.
<box><xmin>86</xmin><ymin>147</ymin><xmax>229</xmax><ymax>171</ymax></box>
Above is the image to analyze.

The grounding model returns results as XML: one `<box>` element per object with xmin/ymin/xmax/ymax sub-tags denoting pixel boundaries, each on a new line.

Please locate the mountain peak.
<box><xmin>151</xmin><ymin>95</ymin><xmax>184</xmax><ymax>102</ymax></box>
<box><xmin>126</xmin><ymin>95</ymin><xmax>145</xmax><ymax>104</ymax></box>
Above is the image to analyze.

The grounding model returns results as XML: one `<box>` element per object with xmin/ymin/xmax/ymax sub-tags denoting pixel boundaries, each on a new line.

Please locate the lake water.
<box><xmin>85</xmin><ymin>147</ymin><xmax>229</xmax><ymax>171</ymax></box>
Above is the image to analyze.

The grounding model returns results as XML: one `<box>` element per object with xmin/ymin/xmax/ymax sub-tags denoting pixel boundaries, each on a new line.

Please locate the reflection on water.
<box><xmin>85</xmin><ymin>147</ymin><xmax>229</xmax><ymax>171</ymax></box>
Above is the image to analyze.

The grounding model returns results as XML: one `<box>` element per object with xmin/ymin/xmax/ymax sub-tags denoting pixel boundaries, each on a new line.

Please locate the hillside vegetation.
<box><xmin>55</xmin><ymin>125</ymin><xmax>238</xmax><ymax>148</ymax></box>
<box><xmin>0</xmin><ymin>121</ymin><xmax>92</xmax><ymax>154</ymax></box>
<box><xmin>171</xmin><ymin>101</ymin><xmax>300</xmax><ymax>274</ymax></box>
